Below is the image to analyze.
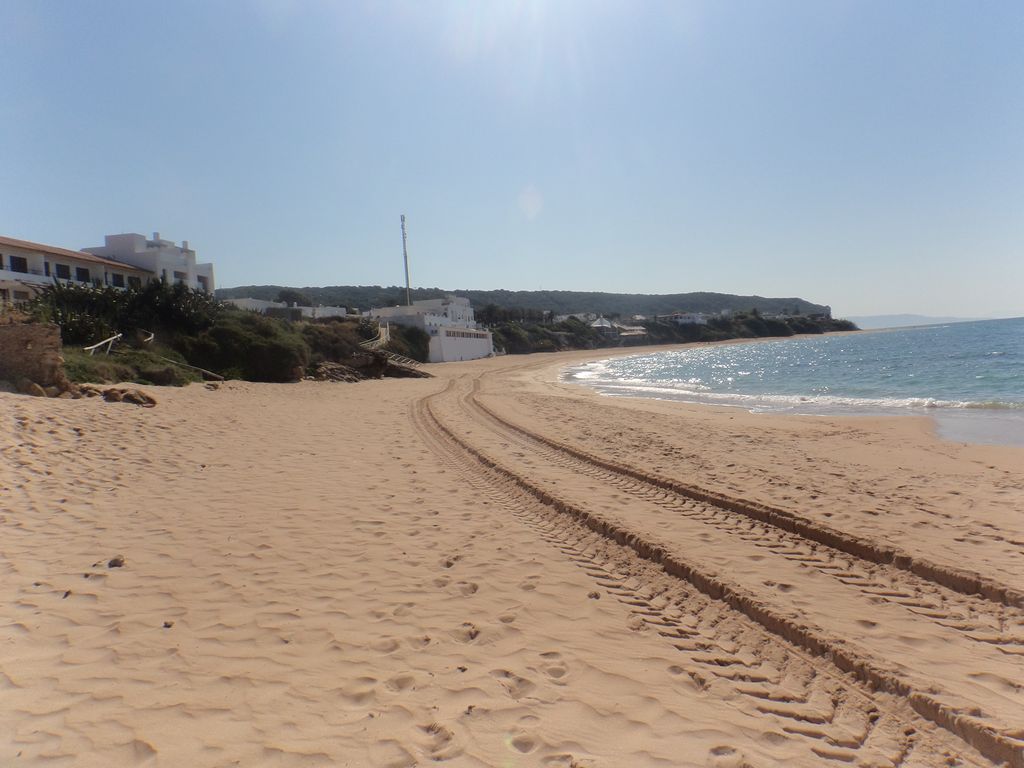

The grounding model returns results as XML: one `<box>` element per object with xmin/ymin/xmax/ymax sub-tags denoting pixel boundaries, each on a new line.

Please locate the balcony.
<box><xmin>0</xmin><ymin>267</ymin><xmax>52</xmax><ymax>286</ymax></box>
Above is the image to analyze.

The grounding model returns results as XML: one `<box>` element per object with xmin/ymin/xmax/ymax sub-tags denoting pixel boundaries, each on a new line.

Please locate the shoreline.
<box><xmin>541</xmin><ymin>332</ymin><xmax>1024</xmax><ymax>449</ymax></box>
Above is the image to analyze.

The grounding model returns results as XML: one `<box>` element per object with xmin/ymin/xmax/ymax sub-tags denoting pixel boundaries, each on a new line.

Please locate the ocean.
<box><xmin>565</xmin><ymin>317</ymin><xmax>1024</xmax><ymax>447</ymax></box>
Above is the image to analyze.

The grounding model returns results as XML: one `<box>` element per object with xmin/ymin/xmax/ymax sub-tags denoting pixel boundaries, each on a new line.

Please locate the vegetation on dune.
<box><xmin>174</xmin><ymin>310</ymin><xmax>311</xmax><ymax>382</ymax></box>
<box><xmin>26</xmin><ymin>282</ymin><xmax>430</xmax><ymax>385</ymax></box>
<box><xmin>62</xmin><ymin>347</ymin><xmax>201</xmax><ymax>386</ymax></box>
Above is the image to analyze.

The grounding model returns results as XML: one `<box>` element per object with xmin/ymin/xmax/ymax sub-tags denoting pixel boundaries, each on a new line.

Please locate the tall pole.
<box><xmin>401</xmin><ymin>214</ymin><xmax>411</xmax><ymax>307</ymax></box>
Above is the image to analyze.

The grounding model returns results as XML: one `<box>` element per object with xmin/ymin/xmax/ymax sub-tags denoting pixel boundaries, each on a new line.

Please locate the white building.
<box><xmin>1</xmin><ymin>234</ymin><xmax>151</xmax><ymax>308</ymax></box>
<box><xmin>658</xmin><ymin>312</ymin><xmax>709</xmax><ymax>326</ymax></box>
<box><xmin>368</xmin><ymin>295</ymin><xmax>493</xmax><ymax>363</ymax></box>
<box><xmin>84</xmin><ymin>232</ymin><xmax>215</xmax><ymax>293</ymax></box>
<box><xmin>225</xmin><ymin>297</ymin><xmax>352</xmax><ymax>319</ymax></box>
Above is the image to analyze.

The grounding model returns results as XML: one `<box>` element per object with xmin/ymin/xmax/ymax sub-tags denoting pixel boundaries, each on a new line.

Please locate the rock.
<box><xmin>44</xmin><ymin>386</ymin><xmax>60</xmax><ymax>398</ymax></box>
<box><xmin>162</xmin><ymin>621</ymin><xmax>174</xmax><ymax>629</ymax></box>
<box><xmin>102</xmin><ymin>389</ymin><xmax>123</xmax><ymax>402</ymax></box>
<box><xmin>25</xmin><ymin>382</ymin><xmax>47</xmax><ymax>397</ymax></box>
<box><xmin>310</xmin><ymin>361</ymin><xmax>364</xmax><ymax>383</ymax></box>
<box><xmin>122</xmin><ymin>389</ymin><xmax>157</xmax><ymax>407</ymax></box>
<box><xmin>107</xmin><ymin>555</ymin><xmax>125</xmax><ymax>568</ymax></box>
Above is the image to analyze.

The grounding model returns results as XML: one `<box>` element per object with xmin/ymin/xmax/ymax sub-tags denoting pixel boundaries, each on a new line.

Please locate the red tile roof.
<box><xmin>0</xmin><ymin>234</ymin><xmax>150</xmax><ymax>274</ymax></box>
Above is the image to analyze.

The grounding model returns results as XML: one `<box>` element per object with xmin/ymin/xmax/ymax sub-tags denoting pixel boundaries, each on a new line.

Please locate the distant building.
<box><xmin>590</xmin><ymin>316</ymin><xmax>618</xmax><ymax>338</ymax></box>
<box><xmin>84</xmin><ymin>232</ymin><xmax>215</xmax><ymax>293</ymax></box>
<box><xmin>368</xmin><ymin>295</ymin><xmax>493</xmax><ymax>363</ymax></box>
<box><xmin>657</xmin><ymin>312</ymin><xmax>709</xmax><ymax>326</ymax></box>
<box><xmin>613</xmin><ymin>321</ymin><xmax>648</xmax><ymax>341</ymax></box>
<box><xmin>225</xmin><ymin>297</ymin><xmax>353</xmax><ymax>319</ymax></box>
<box><xmin>553</xmin><ymin>312</ymin><xmax>598</xmax><ymax>323</ymax></box>
<box><xmin>1</xmin><ymin>234</ymin><xmax>150</xmax><ymax>308</ymax></box>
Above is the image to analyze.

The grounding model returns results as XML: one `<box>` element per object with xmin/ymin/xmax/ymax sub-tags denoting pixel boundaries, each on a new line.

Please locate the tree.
<box><xmin>276</xmin><ymin>288</ymin><xmax>313</xmax><ymax>307</ymax></box>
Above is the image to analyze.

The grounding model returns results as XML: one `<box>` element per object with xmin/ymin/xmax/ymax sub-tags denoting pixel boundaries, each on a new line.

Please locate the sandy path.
<box><xmin>1</xmin><ymin>344</ymin><xmax>1020</xmax><ymax>766</ymax></box>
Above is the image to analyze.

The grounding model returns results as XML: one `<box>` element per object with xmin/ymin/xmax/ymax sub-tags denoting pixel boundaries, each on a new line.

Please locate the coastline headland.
<box><xmin>2</xmin><ymin>343</ymin><xmax>1021</xmax><ymax>766</ymax></box>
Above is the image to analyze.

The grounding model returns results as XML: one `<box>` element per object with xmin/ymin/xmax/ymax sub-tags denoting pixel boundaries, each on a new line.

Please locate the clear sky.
<box><xmin>2</xmin><ymin>1</ymin><xmax>1022</xmax><ymax>318</ymax></box>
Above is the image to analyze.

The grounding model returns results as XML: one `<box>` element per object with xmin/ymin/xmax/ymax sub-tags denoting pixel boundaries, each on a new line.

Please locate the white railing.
<box><xmin>381</xmin><ymin>350</ymin><xmax>421</xmax><ymax>368</ymax></box>
<box><xmin>83</xmin><ymin>333</ymin><xmax>122</xmax><ymax>355</ymax></box>
<box><xmin>358</xmin><ymin>321</ymin><xmax>391</xmax><ymax>350</ymax></box>
<box><xmin>357</xmin><ymin>322</ymin><xmax>421</xmax><ymax>367</ymax></box>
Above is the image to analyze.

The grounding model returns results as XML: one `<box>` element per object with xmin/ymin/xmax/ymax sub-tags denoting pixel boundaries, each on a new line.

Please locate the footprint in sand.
<box><xmin>707</xmin><ymin>745</ymin><xmax>753</xmax><ymax>768</ymax></box>
<box><xmin>368</xmin><ymin>740</ymin><xmax>415</xmax><ymax>768</ymax></box>
<box><xmin>491</xmin><ymin>669</ymin><xmax>536</xmax><ymax>699</ymax></box>
<box><xmin>452</xmin><ymin>622</ymin><xmax>480</xmax><ymax>643</ymax></box>
<box><xmin>385</xmin><ymin>673</ymin><xmax>416</xmax><ymax>692</ymax></box>
<box><xmin>337</xmin><ymin>676</ymin><xmax>378</xmax><ymax>706</ymax></box>
<box><xmin>507</xmin><ymin>732</ymin><xmax>538</xmax><ymax>754</ymax></box>
<box><xmin>539</xmin><ymin>651</ymin><xmax>568</xmax><ymax>683</ymax></box>
<box><xmin>416</xmin><ymin>722</ymin><xmax>463</xmax><ymax>761</ymax></box>
<box><xmin>520</xmin><ymin>575</ymin><xmax>539</xmax><ymax>591</ymax></box>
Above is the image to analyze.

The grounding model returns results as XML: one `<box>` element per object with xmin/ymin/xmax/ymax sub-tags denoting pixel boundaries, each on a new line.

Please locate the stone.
<box><xmin>107</xmin><ymin>555</ymin><xmax>125</xmax><ymax>568</ymax></box>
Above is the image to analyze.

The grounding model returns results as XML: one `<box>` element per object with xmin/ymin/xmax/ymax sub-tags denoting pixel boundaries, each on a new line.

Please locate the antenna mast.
<box><xmin>400</xmin><ymin>214</ymin><xmax>411</xmax><ymax>306</ymax></box>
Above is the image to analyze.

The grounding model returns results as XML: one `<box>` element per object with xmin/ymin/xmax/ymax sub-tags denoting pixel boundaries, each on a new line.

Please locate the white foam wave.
<box><xmin>579</xmin><ymin>380</ymin><xmax>1024</xmax><ymax>414</ymax></box>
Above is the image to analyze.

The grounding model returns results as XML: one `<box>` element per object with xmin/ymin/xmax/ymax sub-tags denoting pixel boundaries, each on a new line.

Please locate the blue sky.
<box><xmin>2</xmin><ymin>1</ymin><xmax>1021</xmax><ymax>317</ymax></box>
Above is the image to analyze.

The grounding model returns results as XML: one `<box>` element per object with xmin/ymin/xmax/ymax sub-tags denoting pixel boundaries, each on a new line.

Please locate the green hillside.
<box><xmin>216</xmin><ymin>285</ymin><xmax>830</xmax><ymax>318</ymax></box>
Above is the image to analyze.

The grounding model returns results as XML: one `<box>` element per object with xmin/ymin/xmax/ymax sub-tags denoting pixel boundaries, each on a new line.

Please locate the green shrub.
<box><xmin>387</xmin><ymin>325</ymin><xmax>431</xmax><ymax>362</ymax></box>
<box><xmin>173</xmin><ymin>310</ymin><xmax>310</xmax><ymax>382</ymax></box>
<box><xmin>62</xmin><ymin>347</ymin><xmax>200</xmax><ymax>386</ymax></box>
<box><xmin>27</xmin><ymin>280</ymin><xmax>220</xmax><ymax>345</ymax></box>
<box><xmin>301</xmin><ymin>318</ymin><xmax>364</xmax><ymax>363</ymax></box>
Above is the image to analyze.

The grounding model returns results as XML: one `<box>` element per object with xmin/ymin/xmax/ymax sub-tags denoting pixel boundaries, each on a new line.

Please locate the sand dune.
<box><xmin>2</xmin><ymin>344</ymin><xmax>1021</xmax><ymax>766</ymax></box>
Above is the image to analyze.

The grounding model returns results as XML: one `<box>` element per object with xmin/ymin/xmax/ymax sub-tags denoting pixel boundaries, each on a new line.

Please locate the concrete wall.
<box><xmin>0</xmin><ymin>323</ymin><xmax>65</xmax><ymax>387</ymax></box>
<box><xmin>429</xmin><ymin>327</ymin><xmax>494</xmax><ymax>363</ymax></box>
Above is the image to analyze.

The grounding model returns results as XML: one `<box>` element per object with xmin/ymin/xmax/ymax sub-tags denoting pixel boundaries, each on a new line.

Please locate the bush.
<box><xmin>387</xmin><ymin>325</ymin><xmax>431</xmax><ymax>362</ymax></box>
<box><xmin>27</xmin><ymin>280</ymin><xmax>220</xmax><ymax>345</ymax></box>
<box><xmin>301</xmin><ymin>318</ymin><xmax>364</xmax><ymax>364</ymax></box>
<box><xmin>173</xmin><ymin>309</ymin><xmax>309</xmax><ymax>382</ymax></box>
<box><xmin>62</xmin><ymin>347</ymin><xmax>200</xmax><ymax>386</ymax></box>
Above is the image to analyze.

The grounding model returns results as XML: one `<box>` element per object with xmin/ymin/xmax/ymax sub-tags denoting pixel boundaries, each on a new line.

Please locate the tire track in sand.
<box><xmin>462</xmin><ymin>377</ymin><xmax>1024</xmax><ymax>658</ymax></box>
<box><xmin>410</xmin><ymin>382</ymin><xmax>995</xmax><ymax>767</ymax></box>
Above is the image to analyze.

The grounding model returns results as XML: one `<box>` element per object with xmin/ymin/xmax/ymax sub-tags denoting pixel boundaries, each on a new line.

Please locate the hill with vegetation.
<box><xmin>216</xmin><ymin>285</ymin><xmax>830</xmax><ymax>318</ymax></box>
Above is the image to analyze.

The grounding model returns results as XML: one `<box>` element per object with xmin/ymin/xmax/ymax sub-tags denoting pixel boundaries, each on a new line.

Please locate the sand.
<box><xmin>1</xmin><ymin>343</ymin><xmax>1022</xmax><ymax>767</ymax></box>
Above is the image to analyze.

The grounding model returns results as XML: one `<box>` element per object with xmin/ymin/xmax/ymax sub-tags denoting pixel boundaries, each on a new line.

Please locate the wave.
<box><xmin>568</xmin><ymin>377</ymin><xmax>1024</xmax><ymax>414</ymax></box>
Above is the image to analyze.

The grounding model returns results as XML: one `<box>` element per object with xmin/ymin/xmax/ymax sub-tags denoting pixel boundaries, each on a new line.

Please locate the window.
<box><xmin>55</xmin><ymin>264</ymin><xmax>71</xmax><ymax>279</ymax></box>
<box><xmin>13</xmin><ymin>290</ymin><xmax>30</xmax><ymax>301</ymax></box>
<box><xmin>197</xmin><ymin>275</ymin><xmax>208</xmax><ymax>291</ymax></box>
<box><xmin>111</xmin><ymin>273</ymin><xmax>125</xmax><ymax>288</ymax></box>
<box><xmin>8</xmin><ymin>255</ymin><xmax>28</xmax><ymax>273</ymax></box>
<box><xmin>127</xmin><ymin>276</ymin><xmax>142</xmax><ymax>289</ymax></box>
<box><xmin>75</xmin><ymin>267</ymin><xmax>90</xmax><ymax>283</ymax></box>
<box><xmin>44</xmin><ymin>262</ymin><xmax>50</xmax><ymax>276</ymax></box>
<box><xmin>173</xmin><ymin>270</ymin><xmax>187</xmax><ymax>284</ymax></box>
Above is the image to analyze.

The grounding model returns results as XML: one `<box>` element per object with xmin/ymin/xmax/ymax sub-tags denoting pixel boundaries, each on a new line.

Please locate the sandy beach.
<box><xmin>2</xmin><ymin>343</ymin><xmax>1023</xmax><ymax>767</ymax></box>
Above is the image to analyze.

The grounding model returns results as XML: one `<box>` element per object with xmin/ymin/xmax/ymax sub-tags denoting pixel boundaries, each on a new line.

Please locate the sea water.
<box><xmin>565</xmin><ymin>317</ymin><xmax>1024</xmax><ymax>447</ymax></box>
